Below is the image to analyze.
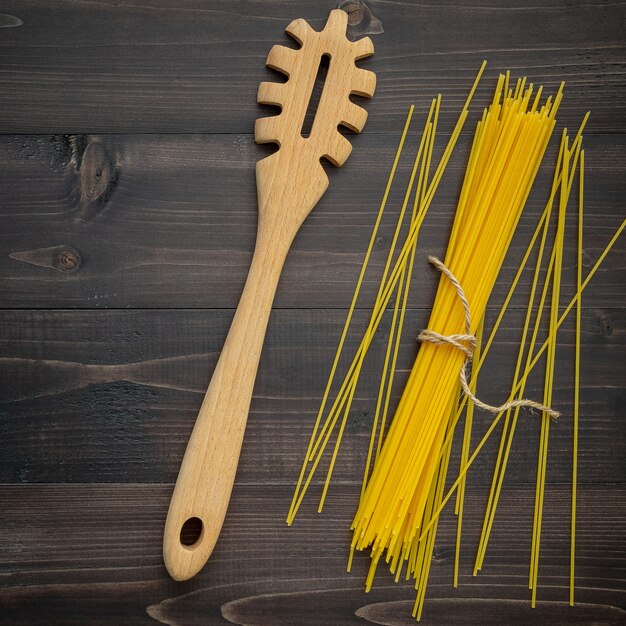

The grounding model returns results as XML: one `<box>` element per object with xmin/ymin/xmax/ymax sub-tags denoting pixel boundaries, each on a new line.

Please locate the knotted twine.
<box><xmin>418</xmin><ymin>256</ymin><xmax>560</xmax><ymax>419</ymax></box>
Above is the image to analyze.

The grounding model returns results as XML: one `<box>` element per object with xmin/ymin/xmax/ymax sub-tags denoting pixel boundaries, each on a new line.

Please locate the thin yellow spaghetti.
<box><xmin>288</xmin><ymin>62</ymin><xmax>487</xmax><ymax>525</ymax></box>
<box><xmin>352</xmin><ymin>75</ymin><xmax>562</xmax><ymax>591</ymax></box>
<box><xmin>571</xmin><ymin>150</ymin><xmax>583</xmax><ymax>606</ymax></box>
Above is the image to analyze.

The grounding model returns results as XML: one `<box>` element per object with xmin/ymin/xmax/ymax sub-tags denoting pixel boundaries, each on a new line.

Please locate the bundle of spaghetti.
<box><xmin>287</xmin><ymin>62</ymin><xmax>487</xmax><ymax>525</ymax></box>
<box><xmin>351</xmin><ymin>74</ymin><xmax>563</xmax><ymax>589</ymax></box>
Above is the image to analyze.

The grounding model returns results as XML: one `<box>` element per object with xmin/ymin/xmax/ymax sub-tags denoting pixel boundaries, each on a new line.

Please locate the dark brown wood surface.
<box><xmin>0</xmin><ymin>1</ymin><xmax>624</xmax><ymax>624</ymax></box>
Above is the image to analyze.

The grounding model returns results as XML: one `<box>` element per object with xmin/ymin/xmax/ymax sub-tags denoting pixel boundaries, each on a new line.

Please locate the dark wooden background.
<box><xmin>0</xmin><ymin>1</ymin><xmax>624</xmax><ymax>624</ymax></box>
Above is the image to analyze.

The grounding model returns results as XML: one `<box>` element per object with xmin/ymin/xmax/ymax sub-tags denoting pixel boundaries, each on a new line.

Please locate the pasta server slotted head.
<box><xmin>163</xmin><ymin>8</ymin><xmax>375</xmax><ymax>581</ymax></box>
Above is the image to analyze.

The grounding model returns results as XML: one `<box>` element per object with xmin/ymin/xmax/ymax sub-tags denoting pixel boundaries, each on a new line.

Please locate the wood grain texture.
<box><xmin>0</xmin><ymin>0</ymin><xmax>624</xmax><ymax>134</ymax></box>
<box><xmin>0</xmin><ymin>308</ymin><xmax>623</xmax><ymax>486</ymax></box>
<box><xmin>0</xmin><ymin>484</ymin><xmax>624</xmax><ymax>625</ymax></box>
<box><xmin>0</xmin><ymin>133</ymin><xmax>624</xmax><ymax>309</ymax></box>
<box><xmin>0</xmin><ymin>0</ymin><xmax>624</xmax><ymax>623</ymax></box>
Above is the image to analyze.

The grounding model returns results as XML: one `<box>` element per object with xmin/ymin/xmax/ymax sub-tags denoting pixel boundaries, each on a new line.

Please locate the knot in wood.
<box><xmin>55</xmin><ymin>247</ymin><xmax>81</xmax><ymax>272</ymax></box>
<box><xmin>343</xmin><ymin>2</ymin><xmax>364</xmax><ymax>25</ymax></box>
<box><xmin>81</xmin><ymin>140</ymin><xmax>111</xmax><ymax>202</ymax></box>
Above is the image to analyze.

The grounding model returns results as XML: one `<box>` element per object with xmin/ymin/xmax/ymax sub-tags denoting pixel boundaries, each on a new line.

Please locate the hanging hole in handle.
<box><xmin>180</xmin><ymin>517</ymin><xmax>204</xmax><ymax>548</ymax></box>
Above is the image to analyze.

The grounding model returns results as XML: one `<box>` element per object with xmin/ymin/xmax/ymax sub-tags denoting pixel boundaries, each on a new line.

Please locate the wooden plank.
<box><xmin>0</xmin><ymin>133</ymin><xmax>624</xmax><ymax>309</ymax></box>
<box><xmin>0</xmin><ymin>483</ymin><xmax>624</xmax><ymax>624</ymax></box>
<box><xmin>0</xmin><ymin>307</ymin><xmax>623</xmax><ymax>484</ymax></box>
<box><xmin>0</xmin><ymin>1</ymin><xmax>623</xmax><ymax>134</ymax></box>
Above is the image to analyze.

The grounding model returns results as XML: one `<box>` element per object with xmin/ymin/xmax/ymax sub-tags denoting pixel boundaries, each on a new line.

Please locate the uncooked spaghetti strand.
<box><xmin>361</xmin><ymin>263</ymin><xmax>407</xmax><ymax>497</ymax></box>
<box><xmin>375</xmin><ymin>261</ymin><xmax>410</xmax><ymax>463</ymax></box>
<box><xmin>288</xmin><ymin>374</ymin><xmax>359</xmax><ymax>523</ymax></box>
<box><xmin>288</xmin><ymin>106</ymin><xmax>415</xmax><ymax>520</ymax></box>
<box><xmin>419</xmin><ymin>217</ymin><xmax>626</xmax><ymax>541</ymax></box>
<box><xmin>318</xmin><ymin>360</ymin><xmax>361</xmax><ymax>512</ymax></box>
<box><xmin>531</xmin><ymin>126</ymin><xmax>571</xmax><ymax>601</ymax></box>
<box><xmin>571</xmin><ymin>150</ymin><xmax>583</xmax><ymax>606</ymax></box>
<box><xmin>531</xmin><ymin>134</ymin><xmax>570</xmax><ymax>603</ymax></box>
<box><xmin>454</xmin><ymin>317</ymin><xmax>484</xmax><ymax>587</ymax></box>
<box><xmin>307</xmin><ymin>343</ymin><xmax>363</xmax><ymax>460</ymax></box>
<box><xmin>528</xmin><ymin>180</ymin><xmax>570</xmax><ymax>590</ymax></box>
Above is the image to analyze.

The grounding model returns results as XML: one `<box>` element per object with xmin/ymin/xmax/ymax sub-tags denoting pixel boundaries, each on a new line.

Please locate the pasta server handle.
<box><xmin>163</xmin><ymin>225</ymin><xmax>288</xmax><ymax>581</ymax></box>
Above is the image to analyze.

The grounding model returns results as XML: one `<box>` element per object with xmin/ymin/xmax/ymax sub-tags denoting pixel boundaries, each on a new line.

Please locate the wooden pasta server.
<box><xmin>163</xmin><ymin>9</ymin><xmax>376</xmax><ymax>581</ymax></box>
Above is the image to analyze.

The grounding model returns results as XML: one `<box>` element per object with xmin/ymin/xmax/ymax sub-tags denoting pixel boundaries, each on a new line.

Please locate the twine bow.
<box><xmin>418</xmin><ymin>256</ymin><xmax>560</xmax><ymax>419</ymax></box>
